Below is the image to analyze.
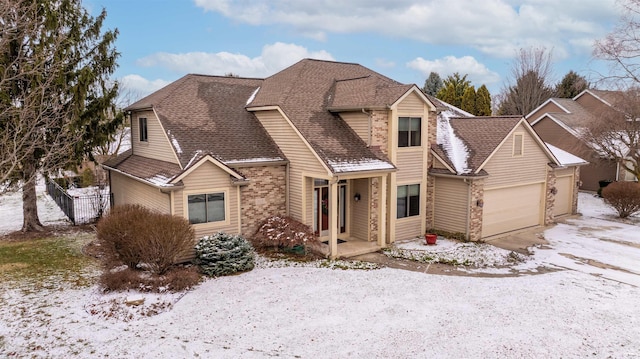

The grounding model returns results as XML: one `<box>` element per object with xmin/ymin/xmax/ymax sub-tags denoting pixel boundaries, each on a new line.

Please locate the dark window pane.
<box><xmin>410</xmin><ymin>118</ymin><xmax>421</xmax><ymax>146</ymax></box>
<box><xmin>187</xmin><ymin>194</ymin><xmax>206</xmax><ymax>224</ymax></box>
<box><xmin>207</xmin><ymin>193</ymin><xmax>225</xmax><ymax>222</ymax></box>
<box><xmin>397</xmin><ymin>197</ymin><xmax>407</xmax><ymax>218</ymax></box>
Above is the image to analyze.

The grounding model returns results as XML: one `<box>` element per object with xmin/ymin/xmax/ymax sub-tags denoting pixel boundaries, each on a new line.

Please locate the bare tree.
<box><xmin>497</xmin><ymin>47</ymin><xmax>555</xmax><ymax>116</ymax></box>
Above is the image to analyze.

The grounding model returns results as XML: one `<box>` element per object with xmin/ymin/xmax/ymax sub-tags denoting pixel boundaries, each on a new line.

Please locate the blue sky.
<box><xmin>87</xmin><ymin>0</ymin><xmax>623</xmax><ymax>102</ymax></box>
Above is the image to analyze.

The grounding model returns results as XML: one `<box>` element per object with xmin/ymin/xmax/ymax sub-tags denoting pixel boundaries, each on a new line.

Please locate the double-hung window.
<box><xmin>398</xmin><ymin>117</ymin><xmax>421</xmax><ymax>147</ymax></box>
<box><xmin>139</xmin><ymin>117</ymin><xmax>148</xmax><ymax>142</ymax></box>
<box><xmin>187</xmin><ymin>193</ymin><xmax>225</xmax><ymax>224</ymax></box>
<box><xmin>397</xmin><ymin>184</ymin><xmax>420</xmax><ymax>218</ymax></box>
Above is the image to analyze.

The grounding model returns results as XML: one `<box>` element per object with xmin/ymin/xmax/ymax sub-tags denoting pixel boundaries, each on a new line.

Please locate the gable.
<box><xmin>527</xmin><ymin>100</ymin><xmax>567</xmax><ymax>123</ymax></box>
<box><xmin>482</xmin><ymin>123</ymin><xmax>550</xmax><ymax>188</ymax></box>
<box><xmin>532</xmin><ymin>115</ymin><xmax>580</xmax><ymax>148</ymax></box>
<box><xmin>131</xmin><ymin>110</ymin><xmax>179</xmax><ymax>165</ymax></box>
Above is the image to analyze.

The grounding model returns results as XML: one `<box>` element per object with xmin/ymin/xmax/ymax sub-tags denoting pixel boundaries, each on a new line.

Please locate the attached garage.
<box><xmin>553</xmin><ymin>175</ymin><xmax>573</xmax><ymax>217</ymax></box>
<box><xmin>482</xmin><ymin>183</ymin><xmax>544</xmax><ymax>237</ymax></box>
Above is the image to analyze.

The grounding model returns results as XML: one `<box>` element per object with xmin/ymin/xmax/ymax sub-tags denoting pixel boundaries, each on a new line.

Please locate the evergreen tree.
<box><xmin>461</xmin><ymin>86</ymin><xmax>476</xmax><ymax>114</ymax></box>
<box><xmin>475</xmin><ymin>85</ymin><xmax>492</xmax><ymax>116</ymax></box>
<box><xmin>422</xmin><ymin>72</ymin><xmax>443</xmax><ymax>96</ymax></box>
<box><xmin>555</xmin><ymin>70</ymin><xmax>588</xmax><ymax>98</ymax></box>
<box><xmin>436</xmin><ymin>73</ymin><xmax>471</xmax><ymax>108</ymax></box>
<box><xmin>0</xmin><ymin>0</ymin><xmax>121</xmax><ymax>231</ymax></box>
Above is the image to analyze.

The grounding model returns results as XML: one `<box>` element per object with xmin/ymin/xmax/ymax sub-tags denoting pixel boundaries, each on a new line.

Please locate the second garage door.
<box><xmin>482</xmin><ymin>183</ymin><xmax>544</xmax><ymax>238</ymax></box>
<box><xmin>553</xmin><ymin>176</ymin><xmax>573</xmax><ymax>217</ymax></box>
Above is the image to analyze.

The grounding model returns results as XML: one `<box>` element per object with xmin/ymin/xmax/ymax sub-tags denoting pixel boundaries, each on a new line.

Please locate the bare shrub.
<box><xmin>252</xmin><ymin>216</ymin><xmax>318</xmax><ymax>250</ymax></box>
<box><xmin>96</xmin><ymin>204</ymin><xmax>196</xmax><ymax>275</ymax></box>
<box><xmin>602</xmin><ymin>181</ymin><xmax>640</xmax><ymax>218</ymax></box>
<box><xmin>100</xmin><ymin>265</ymin><xmax>201</xmax><ymax>293</ymax></box>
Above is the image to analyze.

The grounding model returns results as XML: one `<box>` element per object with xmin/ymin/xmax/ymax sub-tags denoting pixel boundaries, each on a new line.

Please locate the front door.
<box><xmin>313</xmin><ymin>179</ymin><xmax>347</xmax><ymax>236</ymax></box>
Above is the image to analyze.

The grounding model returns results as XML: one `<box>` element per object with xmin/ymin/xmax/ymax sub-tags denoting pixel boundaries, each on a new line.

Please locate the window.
<box><xmin>397</xmin><ymin>184</ymin><xmax>420</xmax><ymax>218</ymax></box>
<box><xmin>398</xmin><ymin>117</ymin><xmax>421</xmax><ymax>147</ymax></box>
<box><xmin>513</xmin><ymin>133</ymin><xmax>523</xmax><ymax>156</ymax></box>
<box><xmin>139</xmin><ymin>117</ymin><xmax>148</xmax><ymax>142</ymax></box>
<box><xmin>187</xmin><ymin>193</ymin><xmax>225</xmax><ymax>224</ymax></box>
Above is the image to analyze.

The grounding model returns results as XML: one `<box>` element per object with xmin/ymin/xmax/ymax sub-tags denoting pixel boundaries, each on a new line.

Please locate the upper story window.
<box><xmin>397</xmin><ymin>184</ymin><xmax>420</xmax><ymax>218</ymax></box>
<box><xmin>187</xmin><ymin>193</ymin><xmax>225</xmax><ymax>224</ymax></box>
<box><xmin>139</xmin><ymin>117</ymin><xmax>148</xmax><ymax>142</ymax></box>
<box><xmin>513</xmin><ymin>133</ymin><xmax>523</xmax><ymax>156</ymax></box>
<box><xmin>398</xmin><ymin>117</ymin><xmax>421</xmax><ymax>147</ymax></box>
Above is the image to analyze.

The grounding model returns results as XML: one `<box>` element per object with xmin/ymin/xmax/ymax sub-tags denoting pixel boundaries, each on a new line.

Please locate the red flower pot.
<box><xmin>425</xmin><ymin>234</ymin><xmax>437</xmax><ymax>245</ymax></box>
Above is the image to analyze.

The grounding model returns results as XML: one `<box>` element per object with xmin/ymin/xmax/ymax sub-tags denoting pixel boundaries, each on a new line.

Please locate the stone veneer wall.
<box><xmin>545</xmin><ymin>168</ymin><xmax>557</xmax><ymax>225</ymax></box>
<box><xmin>369</xmin><ymin>177</ymin><xmax>380</xmax><ymax>242</ymax></box>
<box><xmin>370</xmin><ymin>110</ymin><xmax>389</xmax><ymax>155</ymax></box>
<box><xmin>572</xmin><ymin>167</ymin><xmax>580</xmax><ymax>214</ymax></box>
<box><xmin>235</xmin><ymin>165</ymin><xmax>287</xmax><ymax>238</ymax></box>
<box><xmin>468</xmin><ymin>178</ymin><xmax>484</xmax><ymax>241</ymax></box>
<box><xmin>427</xmin><ymin>110</ymin><xmax>438</xmax><ymax>146</ymax></box>
<box><xmin>424</xmin><ymin>111</ymin><xmax>438</xmax><ymax>230</ymax></box>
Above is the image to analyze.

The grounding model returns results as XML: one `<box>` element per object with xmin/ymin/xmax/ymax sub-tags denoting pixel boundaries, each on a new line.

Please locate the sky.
<box><xmin>86</xmin><ymin>0</ymin><xmax>625</xmax><ymax>103</ymax></box>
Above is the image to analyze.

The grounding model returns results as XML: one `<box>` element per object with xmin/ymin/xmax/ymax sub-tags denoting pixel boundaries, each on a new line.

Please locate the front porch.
<box><xmin>312</xmin><ymin>237</ymin><xmax>382</xmax><ymax>258</ymax></box>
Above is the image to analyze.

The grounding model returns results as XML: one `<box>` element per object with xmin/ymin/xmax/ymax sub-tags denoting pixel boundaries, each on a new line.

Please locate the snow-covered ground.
<box><xmin>0</xmin><ymin>181</ymin><xmax>70</xmax><ymax>234</ymax></box>
<box><xmin>1</xmin><ymin>192</ymin><xmax>640</xmax><ymax>357</ymax></box>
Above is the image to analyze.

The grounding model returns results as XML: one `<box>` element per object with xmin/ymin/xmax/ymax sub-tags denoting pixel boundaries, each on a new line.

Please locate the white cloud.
<box><xmin>118</xmin><ymin>74</ymin><xmax>171</xmax><ymax>102</ymax></box>
<box><xmin>375</xmin><ymin>58</ymin><xmax>396</xmax><ymax>68</ymax></box>
<box><xmin>407</xmin><ymin>56</ymin><xmax>500</xmax><ymax>86</ymax></box>
<box><xmin>137</xmin><ymin>42</ymin><xmax>334</xmax><ymax>78</ymax></box>
<box><xmin>193</xmin><ymin>0</ymin><xmax>619</xmax><ymax>59</ymax></box>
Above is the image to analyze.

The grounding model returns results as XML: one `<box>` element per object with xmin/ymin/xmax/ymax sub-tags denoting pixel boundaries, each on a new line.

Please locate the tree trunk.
<box><xmin>21</xmin><ymin>162</ymin><xmax>43</xmax><ymax>232</ymax></box>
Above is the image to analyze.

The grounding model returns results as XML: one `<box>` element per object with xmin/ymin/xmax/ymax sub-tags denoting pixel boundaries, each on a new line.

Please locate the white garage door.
<box><xmin>553</xmin><ymin>176</ymin><xmax>573</xmax><ymax>217</ymax></box>
<box><xmin>482</xmin><ymin>183</ymin><xmax>543</xmax><ymax>237</ymax></box>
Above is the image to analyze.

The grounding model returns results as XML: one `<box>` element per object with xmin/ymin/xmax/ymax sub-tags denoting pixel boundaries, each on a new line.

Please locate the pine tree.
<box><xmin>461</xmin><ymin>86</ymin><xmax>477</xmax><ymax>114</ymax></box>
<box><xmin>555</xmin><ymin>70</ymin><xmax>588</xmax><ymax>98</ymax></box>
<box><xmin>436</xmin><ymin>73</ymin><xmax>471</xmax><ymax>108</ymax></box>
<box><xmin>422</xmin><ymin>72</ymin><xmax>443</xmax><ymax>96</ymax></box>
<box><xmin>0</xmin><ymin>0</ymin><xmax>121</xmax><ymax>231</ymax></box>
<box><xmin>475</xmin><ymin>85</ymin><xmax>492</xmax><ymax>116</ymax></box>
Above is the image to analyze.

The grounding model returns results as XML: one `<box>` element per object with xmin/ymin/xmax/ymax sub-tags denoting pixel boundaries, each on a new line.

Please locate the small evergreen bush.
<box><xmin>602</xmin><ymin>181</ymin><xmax>640</xmax><ymax>218</ymax></box>
<box><xmin>194</xmin><ymin>232</ymin><xmax>255</xmax><ymax>277</ymax></box>
<box><xmin>96</xmin><ymin>204</ymin><xmax>195</xmax><ymax>275</ymax></box>
<box><xmin>252</xmin><ymin>215</ymin><xmax>318</xmax><ymax>250</ymax></box>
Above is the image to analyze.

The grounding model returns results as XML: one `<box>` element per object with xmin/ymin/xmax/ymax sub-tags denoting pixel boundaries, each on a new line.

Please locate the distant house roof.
<box><xmin>125</xmin><ymin>74</ymin><xmax>286</xmax><ymax>169</ymax></box>
<box><xmin>247</xmin><ymin>59</ymin><xmax>400</xmax><ymax>174</ymax></box>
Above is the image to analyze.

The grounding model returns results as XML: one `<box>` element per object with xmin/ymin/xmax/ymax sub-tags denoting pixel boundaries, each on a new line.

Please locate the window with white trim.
<box><xmin>187</xmin><ymin>193</ymin><xmax>225</xmax><ymax>224</ymax></box>
<box><xmin>398</xmin><ymin>117</ymin><xmax>421</xmax><ymax>147</ymax></box>
<box><xmin>513</xmin><ymin>133</ymin><xmax>523</xmax><ymax>156</ymax></box>
<box><xmin>139</xmin><ymin>117</ymin><xmax>148</xmax><ymax>142</ymax></box>
<box><xmin>397</xmin><ymin>184</ymin><xmax>420</xmax><ymax>218</ymax></box>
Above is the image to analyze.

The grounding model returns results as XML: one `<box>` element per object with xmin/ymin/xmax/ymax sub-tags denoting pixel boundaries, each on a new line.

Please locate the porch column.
<box><xmin>328</xmin><ymin>180</ymin><xmax>339</xmax><ymax>259</ymax></box>
<box><xmin>378</xmin><ymin>174</ymin><xmax>387</xmax><ymax>247</ymax></box>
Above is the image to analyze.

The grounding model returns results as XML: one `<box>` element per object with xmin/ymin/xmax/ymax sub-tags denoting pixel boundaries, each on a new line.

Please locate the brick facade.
<box><xmin>572</xmin><ymin>167</ymin><xmax>580</xmax><ymax>214</ymax></box>
<box><xmin>236</xmin><ymin>165</ymin><xmax>287</xmax><ymax>237</ymax></box>
<box><xmin>370</xmin><ymin>110</ymin><xmax>389</xmax><ymax>155</ymax></box>
<box><xmin>370</xmin><ymin>177</ymin><xmax>380</xmax><ymax>242</ymax></box>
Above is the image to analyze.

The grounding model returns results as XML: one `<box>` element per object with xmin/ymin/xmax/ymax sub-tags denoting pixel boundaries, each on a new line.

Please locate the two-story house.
<box><xmin>104</xmin><ymin>59</ymin><xmax>583</xmax><ymax>258</ymax></box>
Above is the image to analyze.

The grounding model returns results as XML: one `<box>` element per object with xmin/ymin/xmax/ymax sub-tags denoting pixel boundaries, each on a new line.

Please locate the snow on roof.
<box><xmin>545</xmin><ymin>143</ymin><xmax>588</xmax><ymax>166</ymax></box>
<box><xmin>146</xmin><ymin>174</ymin><xmax>173</xmax><ymax>187</ymax></box>
<box><xmin>437</xmin><ymin>109</ymin><xmax>471</xmax><ymax>174</ymax></box>
<box><xmin>225</xmin><ymin>157</ymin><xmax>285</xmax><ymax>165</ymax></box>
<box><xmin>327</xmin><ymin>158</ymin><xmax>395</xmax><ymax>173</ymax></box>
<box><xmin>246</xmin><ymin>86</ymin><xmax>260</xmax><ymax>105</ymax></box>
<box><xmin>167</xmin><ymin>130</ymin><xmax>182</xmax><ymax>155</ymax></box>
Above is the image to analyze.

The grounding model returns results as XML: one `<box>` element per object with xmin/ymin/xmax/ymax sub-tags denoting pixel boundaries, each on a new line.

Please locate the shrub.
<box><xmin>252</xmin><ymin>216</ymin><xmax>318</xmax><ymax>250</ymax></box>
<box><xmin>96</xmin><ymin>204</ymin><xmax>195</xmax><ymax>275</ymax></box>
<box><xmin>100</xmin><ymin>265</ymin><xmax>201</xmax><ymax>292</ymax></box>
<box><xmin>194</xmin><ymin>232</ymin><xmax>255</xmax><ymax>277</ymax></box>
<box><xmin>602</xmin><ymin>181</ymin><xmax>640</xmax><ymax>218</ymax></box>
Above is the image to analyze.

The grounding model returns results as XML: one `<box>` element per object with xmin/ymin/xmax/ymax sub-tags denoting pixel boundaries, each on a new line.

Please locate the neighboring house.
<box><xmin>526</xmin><ymin>89</ymin><xmax>631</xmax><ymax>191</ymax></box>
<box><xmin>429</xmin><ymin>101</ymin><xmax>585</xmax><ymax>240</ymax></box>
<box><xmin>104</xmin><ymin>59</ymin><xmax>581</xmax><ymax>258</ymax></box>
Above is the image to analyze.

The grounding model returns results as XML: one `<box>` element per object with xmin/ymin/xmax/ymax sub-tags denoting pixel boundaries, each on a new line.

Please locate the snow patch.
<box><xmin>327</xmin><ymin>158</ymin><xmax>395</xmax><ymax>173</ymax></box>
<box><xmin>246</xmin><ymin>86</ymin><xmax>260</xmax><ymax>105</ymax></box>
<box><xmin>546</xmin><ymin>142</ymin><xmax>587</xmax><ymax>166</ymax></box>
<box><xmin>437</xmin><ymin>110</ymin><xmax>471</xmax><ymax>174</ymax></box>
<box><xmin>146</xmin><ymin>174</ymin><xmax>172</xmax><ymax>186</ymax></box>
<box><xmin>225</xmin><ymin>157</ymin><xmax>284</xmax><ymax>164</ymax></box>
<box><xmin>167</xmin><ymin>130</ymin><xmax>182</xmax><ymax>154</ymax></box>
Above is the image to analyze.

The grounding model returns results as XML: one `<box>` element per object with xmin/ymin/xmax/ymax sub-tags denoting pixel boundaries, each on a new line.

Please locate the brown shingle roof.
<box><xmin>102</xmin><ymin>150</ymin><xmax>183</xmax><ymax>187</ymax></box>
<box><xmin>126</xmin><ymin>75</ymin><xmax>285</xmax><ymax>168</ymax></box>
<box><xmin>249</xmin><ymin>59</ymin><xmax>398</xmax><ymax>173</ymax></box>
<box><xmin>448</xmin><ymin>116</ymin><xmax>523</xmax><ymax>172</ymax></box>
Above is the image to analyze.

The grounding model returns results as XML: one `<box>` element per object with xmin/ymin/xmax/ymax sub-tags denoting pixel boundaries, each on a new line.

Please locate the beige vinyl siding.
<box><xmin>110</xmin><ymin>172</ymin><xmax>170</xmax><ymax>213</ymax></box>
<box><xmin>483</xmin><ymin>125</ymin><xmax>548</xmax><ymax>189</ymax></box>
<box><xmin>350</xmin><ymin>178</ymin><xmax>370</xmax><ymax>241</ymax></box>
<box><xmin>433</xmin><ymin>177</ymin><xmax>468</xmax><ymax>234</ymax></box>
<box><xmin>395</xmin><ymin>216</ymin><xmax>422</xmax><ymax>241</ymax></box>
<box><xmin>254</xmin><ymin>110</ymin><xmax>326</xmax><ymax>226</ymax></box>
<box><xmin>396</xmin><ymin>149</ymin><xmax>424</xmax><ymax>182</ymax></box>
<box><xmin>131</xmin><ymin>110</ymin><xmax>178</xmax><ymax>164</ymax></box>
<box><xmin>340</xmin><ymin>111</ymin><xmax>369</xmax><ymax>144</ymax></box>
<box><xmin>397</xmin><ymin>92</ymin><xmax>425</xmax><ymax>115</ymax></box>
<box><xmin>176</xmin><ymin>161</ymin><xmax>239</xmax><ymax>239</ymax></box>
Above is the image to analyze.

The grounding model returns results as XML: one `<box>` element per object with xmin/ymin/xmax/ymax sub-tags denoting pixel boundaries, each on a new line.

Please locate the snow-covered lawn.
<box><xmin>1</xmin><ymin>192</ymin><xmax>640</xmax><ymax>357</ymax></box>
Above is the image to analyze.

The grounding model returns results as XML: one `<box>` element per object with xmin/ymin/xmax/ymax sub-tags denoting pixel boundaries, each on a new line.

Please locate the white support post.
<box><xmin>329</xmin><ymin>180</ymin><xmax>339</xmax><ymax>259</ymax></box>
